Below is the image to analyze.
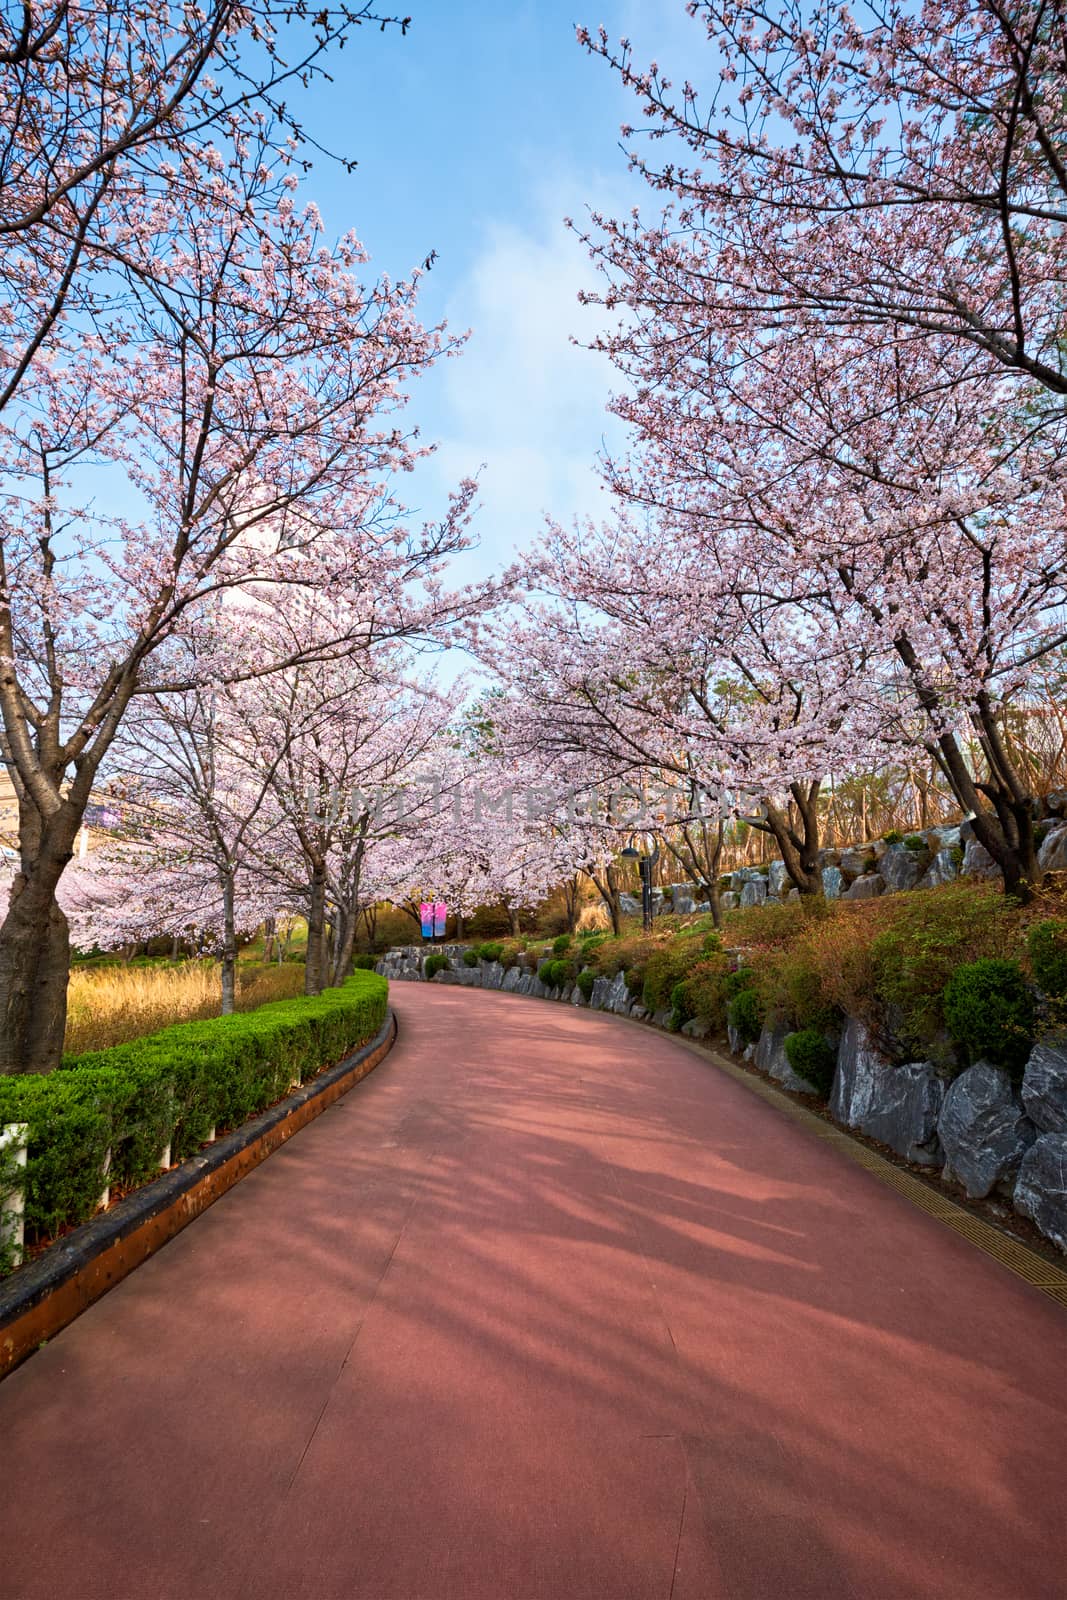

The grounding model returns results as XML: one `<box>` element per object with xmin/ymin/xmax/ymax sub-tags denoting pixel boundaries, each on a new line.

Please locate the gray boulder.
<box><xmin>857</xmin><ymin>1061</ymin><xmax>945</xmax><ymax>1166</ymax></box>
<box><xmin>1013</xmin><ymin>1136</ymin><xmax>1067</xmax><ymax>1252</ymax></box>
<box><xmin>880</xmin><ymin>844</ymin><xmax>928</xmax><ymax>893</ymax></box>
<box><xmin>755</xmin><ymin>1021</ymin><xmax>817</xmax><ymax>1095</ymax></box>
<box><xmin>1044</xmin><ymin>790</ymin><xmax>1067</xmax><ymax>817</ymax></box>
<box><xmin>740</xmin><ymin>877</ymin><xmax>768</xmax><ymax>909</ymax></box>
<box><xmin>727</xmin><ymin>1022</ymin><xmax>743</xmax><ymax>1055</ymax></box>
<box><xmin>831</xmin><ymin>1016</ymin><xmax>893</xmax><ymax>1128</ymax></box>
<box><xmin>839</xmin><ymin>848</ymin><xmax>874</xmax><ymax>880</ymax></box>
<box><xmin>938</xmin><ymin>1062</ymin><xmax>1036</xmax><ymax>1199</ymax></box>
<box><xmin>933</xmin><ymin>824</ymin><xmax>962</xmax><ymax>850</ymax></box>
<box><xmin>719</xmin><ymin>891</ymin><xmax>739</xmax><ymax>913</ymax></box>
<box><xmin>590</xmin><ymin>975</ymin><xmax>615</xmax><ymax>1010</ymax></box>
<box><xmin>1020</xmin><ymin>1040</ymin><xmax>1067</xmax><ymax>1135</ymax></box>
<box><xmin>502</xmin><ymin>965</ymin><xmax>524</xmax><ymax>993</ymax></box>
<box><xmin>961</xmin><ymin>838</ymin><xmax>998</xmax><ymax>880</ymax></box>
<box><xmin>1038</xmin><ymin>825</ymin><xmax>1067</xmax><ymax>873</ymax></box>
<box><xmin>681</xmin><ymin>1017</ymin><xmax>711</xmax><ymax>1040</ymax></box>
<box><xmin>919</xmin><ymin>848</ymin><xmax>959</xmax><ymax>890</ymax></box>
<box><xmin>730</xmin><ymin>866</ymin><xmax>764</xmax><ymax>891</ymax></box>
<box><xmin>672</xmin><ymin>891</ymin><xmax>697</xmax><ymax>915</ymax></box>
<box><xmin>844</xmin><ymin>872</ymin><xmax>885</xmax><ymax>901</ymax></box>
<box><xmin>768</xmin><ymin>860</ymin><xmax>790</xmax><ymax>897</ymax></box>
<box><xmin>630</xmin><ymin>1004</ymin><xmax>648</xmax><ymax>1022</ymax></box>
<box><xmin>652</xmin><ymin>1008</ymin><xmax>673</xmax><ymax>1029</ymax></box>
<box><xmin>483</xmin><ymin>961</ymin><xmax>505</xmax><ymax>990</ymax></box>
<box><xmin>821</xmin><ymin>865</ymin><xmax>846</xmax><ymax>899</ymax></box>
<box><xmin>609</xmin><ymin>971</ymin><xmax>633</xmax><ymax>1015</ymax></box>
<box><xmin>618</xmin><ymin>893</ymin><xmax>642</xmax><ymax>917</ymax></box>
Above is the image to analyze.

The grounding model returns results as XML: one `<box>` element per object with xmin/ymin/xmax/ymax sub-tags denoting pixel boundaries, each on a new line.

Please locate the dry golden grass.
<box><xmin>65</xmin><ymin>960</ymin><xmax>306</xmax><ymax>1054</ymax></box>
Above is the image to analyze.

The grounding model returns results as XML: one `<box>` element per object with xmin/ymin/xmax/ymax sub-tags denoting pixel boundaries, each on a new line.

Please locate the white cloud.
<box><xmin>418</xmin><ymin>166</ymin><xmax>633</xmax><ymax>582</ymax></box>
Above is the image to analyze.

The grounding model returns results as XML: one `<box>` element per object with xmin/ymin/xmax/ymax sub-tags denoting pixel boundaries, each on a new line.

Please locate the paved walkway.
<box><xmin>0</xmin><ymin>987</ymin><xmax>1065</xmax><ymax>1600</ymax></box>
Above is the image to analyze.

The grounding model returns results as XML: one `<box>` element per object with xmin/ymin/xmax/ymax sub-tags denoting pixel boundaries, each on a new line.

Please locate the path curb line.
<box><xmin>666</xmin><ymin>1029</ymin><xmax>1067</xmax><ymax>1312</ymax></box>
<box><xmin>0</xmin><ymin>1009</ymin><xmax>398</xmax><ymax>1381</ymax></box>
<box><xmin>412</xmin><ymin>978</ymin><xmax>1067</xmax><ymax>1311</ymax></box>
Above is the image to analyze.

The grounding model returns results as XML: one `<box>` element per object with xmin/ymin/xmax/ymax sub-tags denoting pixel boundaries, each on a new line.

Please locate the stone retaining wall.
<box><xmin>379</xmin><ymin>945</ymin><xmax>1067</xmax><ymax>1256</ymax></box>
<box><xmin>613</xmin><ymin>810</ymin><xmax>1067</xmax><ymax>917</ymax></box>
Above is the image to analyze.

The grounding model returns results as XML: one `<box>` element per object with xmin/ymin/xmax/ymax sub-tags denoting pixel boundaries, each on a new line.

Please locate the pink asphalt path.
<box><xmin>0</xmin><ymin>986</ymin><xmax>1065</xmax><ymax>1600</ymax></box>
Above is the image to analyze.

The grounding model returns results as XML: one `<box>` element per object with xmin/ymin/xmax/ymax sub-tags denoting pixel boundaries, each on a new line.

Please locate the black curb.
<box><xmin>0</xmin><ymin>1009</ymin><xmax>397</xmax><ymax>1379</ymax></box>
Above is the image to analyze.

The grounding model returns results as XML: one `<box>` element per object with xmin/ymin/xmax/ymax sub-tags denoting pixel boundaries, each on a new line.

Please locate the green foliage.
<box><xmin>538</xmin><ymin>958</ymin><xmax>575</xmax><ymax>990</ymax></box>
<box><xmin>870</xmin><ymin>882</ymin><xmax>1018</xmax><ymax>1059</ymax></box>
<box><xmin>641</xmin><ymin>937</ymin><xmax>703</xmax><ymax>1012</ymax></box>
<box><xmin>753</xmin><ymin>942</ymin><xmax>841</xmax><ymax>1035</ymax></box>
<box><xmin>576</xmin><ymin>968</ymin><xmax>596</xmax><ymax>1000</ymax></box>
<box><xmin>784</xmin><ymin>1030</ymin><xmax>836</xmax><ymax>1097</ymax></box>
<box><xmin>950</xmin><ymin>845</ymin><xmax>964</xmax><ymax>871</ymax></box>
<box><xmin>624</xmin><ymin>967</ymin><xmax>644</xmax><ymax>995</ymax></box>
<box><xmin>552</xmin><ymin>934</ymin><xmax>572</xmax><ymax>955</ymax></box>
<box><xmin>351</xmin><ymin>954</ymin><xmax>377</xmax><ymax>970</ymax></box>
<box><xmin>727</xmin><ymin>986</ymin><xmax>764</xmax><ymax>1045</ymax></box>
<box><xmin>884</xmin><ymin>830</ymin><xmax>903</xmax><ymax>845</ymax></box>
<box><xmin>668</xmin><ymin>979</ymin><xmax>697</xmax><ymax>1033</ymax></box>
<box><xmin>1034</xmin><ymin>821</ymin><xmax>1053</xmax><ymax>849</ymax></box>
<box><xmin>462</xmin><ymin>949</ymin><xmax>480</xmax><ymax>968</ymax></box>
<box><xmin>942</xmin><ymin>959</ymin><xmax>1035</xmax><ymax>1076</ymax></box>
<box><xmin>0</xmin><ymin>973</ymin><xmax>388</xmax><ymax>1259</ymax></box>
<box><xmin>904</xmin><ymin>834</ymin><xmax>929</xmax><ymax>852</ymax></box>
<box><xmin>477</xmin><ymin>941</ymin><xmax>505</xmax><ymax>963</ymax></box>
<box><xmin>424</xmin><ymin>952</ymin><xmax>449</xmax><ymax>979</ymax></box>
<box><xmin>674</xmin><ymin>955</ymin><xmax>734</xmax><ymax>1033</ymax></box>
<box><xmin>1028</xmin><ymin>919</ymin><xmax>1067</xmax><ymax>998</ymax></box>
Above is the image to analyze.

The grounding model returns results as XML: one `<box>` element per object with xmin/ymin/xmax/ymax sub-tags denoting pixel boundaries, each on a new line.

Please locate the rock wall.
<box><xmin>378</xmin><ymin>945</ymin><xmax>1067</xmax><ymax>1257</ymax></box>
<box><xmin>613</xmin><ymin>809</ymin><xmax>1067</xmax><ymax>918</ymax></box>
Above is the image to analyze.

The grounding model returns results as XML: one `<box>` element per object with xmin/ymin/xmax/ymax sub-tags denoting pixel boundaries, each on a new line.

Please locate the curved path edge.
<box><xmin>0</xmin><ymin>1009</ymin><xmax>398</xmax><ymax>1381</ymax></box>
<box><xmin>427</xmin><ymin>977</ymin><xmax>1067</xmax><ymax>1312</ymax></box>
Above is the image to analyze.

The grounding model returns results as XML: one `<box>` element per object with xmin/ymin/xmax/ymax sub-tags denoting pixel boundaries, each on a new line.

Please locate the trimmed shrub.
<box><xmin>477</xmin><ymin>941</ymin><xmax>505</xmax><ymax>963</ymax></box>
<box><xmin>942</xmin><ymin>958</ymin><xmax>1035</xmax><ymax>1077</ymax></box>
<box><xmin>424</xmin><ymin>952</ymin><xmax>449</xmax><ymax>979</ymax></box>
<box><xmin>0</xmin><ymin>973</ymin><xmax>388</xmax><ymax>1255</ymax></box>
<box><xmin>1028</xmin><ymin>918</ymin><xmax>1067</xmax><ymax>999</ymax></box>
<box><xmin>537</xmin><ymin>958</ymin><xmax>575</xmax><ymax>990</ymax></box>
<box><xmin>727</xmin><ymin>986</ymin><xmax>764</xmax><ymax>1045</ymax></box>
<box><xmin>576</xmin><ymin>969</ymin><xmax>596</xmax><ymax>1000</ymax></box>
<box><xmin>624</xmin><ymin>967</ymin><xmax>644</xmax><ymax>995</ymax></box>
<box><xmin>784</xmin><ymin>1029</ymin><xmax>836</xmax><ymax>1097</ymax></box>
<box><xmin>462</xmin><ymin>949</ymin><xmax>480</xmax><ymax>968</ymax></box>
<box><xmin>552</xmin><ymin>934</ymin><xmax>572</xmax><ymax>955</ymax></box>
<box><xmin>352</xmin><ymin>954</ymin><xmax>377</xmax><ymax>970</ymax></box>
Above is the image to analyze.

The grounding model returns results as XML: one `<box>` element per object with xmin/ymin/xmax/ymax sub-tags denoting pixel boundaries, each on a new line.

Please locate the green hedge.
<box><xmin>0</xmin><ymin>971</ymin><xmax>387</xmax><ymax>1255</ymax></box>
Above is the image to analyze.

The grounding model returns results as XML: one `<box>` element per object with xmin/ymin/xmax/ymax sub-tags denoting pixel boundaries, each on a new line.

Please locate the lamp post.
<box><xmin>620</xmin><ymin>833</ymin><xmax>660</xmax><ymax>932</ymax></box>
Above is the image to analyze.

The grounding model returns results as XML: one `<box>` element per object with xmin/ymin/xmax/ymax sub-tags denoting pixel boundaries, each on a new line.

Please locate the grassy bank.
<box><xmin>469</xmin><ymin>882</ymin><xmax>1067</xmax><ymax>1092</ymax></box>
<box><xmin>65</xmin><ymin>961</ymin><xmax>307</xmax><ymax>1054</ymax></box>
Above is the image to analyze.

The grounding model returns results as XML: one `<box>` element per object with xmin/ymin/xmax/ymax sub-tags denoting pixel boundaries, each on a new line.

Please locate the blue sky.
<box><xmin>291</xmin><ymin>0</ymin><xmax>701</xmax><ymax>582</ymax></box>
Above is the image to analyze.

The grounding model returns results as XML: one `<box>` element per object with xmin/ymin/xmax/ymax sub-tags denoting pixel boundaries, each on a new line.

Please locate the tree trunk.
<box><xmin>0</xmin><ymin>805</ymin><xmax>79</xmax><ymax>1074</ymax></box>
<box><xmin>305</xmin><ymin>865</ymin><xmax>327</xmax><ymax>996</ymax></box>
<box><xmin>220</xmin><ymin>873</ymin><xmax>237</xmax><ymax>1016</ymax></box>
<box><xmin>504</xmin><ymin>901</ymin><xmax>521</xmax><ymax>936</ymax></box>
<box><xmin>331</xmin><ymin>905</ymin><xmax>356</xmax><ymax>987</ymax></box>
<box><xmin>588</xmin><ymin>864</ymin><xmax>622</xmax><ymax>934</ymax></box>
<box><xmin>262</xmin><ymin>914</ymin><xmax>276</xmax><ymax>964</ymax></box>
<box><xmin>761</xmin><ymin>781</ymin><xmax>823</xmax><ymax>895</ymax></box>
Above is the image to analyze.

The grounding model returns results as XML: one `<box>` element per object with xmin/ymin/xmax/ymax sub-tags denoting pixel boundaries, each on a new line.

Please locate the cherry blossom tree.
<box><xmin>0</xmin><ymin>106</ymin><xmax>480</xmax><ymax>1071</ymax></box>
<box><xmin>577</xmin><ymin>2</ymin><xmax>1067</xmax><ymax>398</ymax></box>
